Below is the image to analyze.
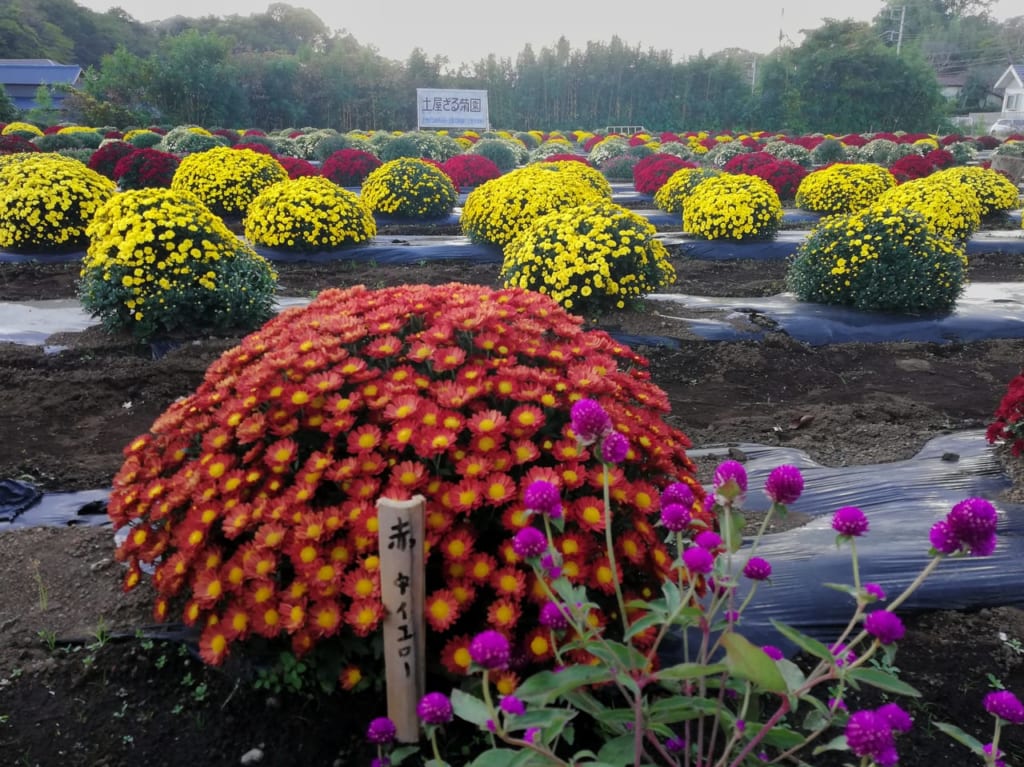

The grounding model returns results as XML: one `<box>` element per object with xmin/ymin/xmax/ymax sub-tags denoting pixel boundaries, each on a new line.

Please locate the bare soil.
<box><xmin>0</xmin><ymin>241</ymin><xmax>1023</xmax><ymax>766</ymax></box>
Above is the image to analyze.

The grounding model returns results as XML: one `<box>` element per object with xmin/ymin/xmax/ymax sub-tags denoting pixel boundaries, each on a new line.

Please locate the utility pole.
<box><xmin>896</xmin><ymin>6</ymin><xmax>906</xmax><ymax>56</ymax></box>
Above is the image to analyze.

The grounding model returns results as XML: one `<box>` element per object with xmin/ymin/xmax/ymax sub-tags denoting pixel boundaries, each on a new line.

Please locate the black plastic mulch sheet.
<box><xmin>0</xmin><ymin>478</ymin><xmax>43</xmax><ymax>522</ymax></box>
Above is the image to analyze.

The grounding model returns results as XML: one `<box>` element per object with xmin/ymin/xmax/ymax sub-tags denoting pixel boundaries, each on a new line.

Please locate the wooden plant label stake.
<box><xmin>376</xmin><ymin>494</ymin><xmax>426</xmax><ymax>743</ymax></box>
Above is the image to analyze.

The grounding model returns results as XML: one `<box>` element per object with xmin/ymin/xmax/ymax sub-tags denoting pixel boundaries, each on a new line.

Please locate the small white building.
<box><xmin>993</xmin><ymin>64</ymin><xmax>1024</xmax><ymax>116</ymax></box>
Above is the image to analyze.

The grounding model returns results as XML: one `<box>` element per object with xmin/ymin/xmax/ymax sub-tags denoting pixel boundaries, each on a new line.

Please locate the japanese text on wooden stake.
<box><xmin>377</xmin><ymin>495</ymin><xmax>426</xmax><ymax>743</ymax></box>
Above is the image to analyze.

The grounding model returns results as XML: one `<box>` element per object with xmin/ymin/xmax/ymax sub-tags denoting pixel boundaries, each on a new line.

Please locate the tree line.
<box><xmin>5</xmin><ymin>0</ymin><xmax>1023</xmax><ymax>133</ymax></box>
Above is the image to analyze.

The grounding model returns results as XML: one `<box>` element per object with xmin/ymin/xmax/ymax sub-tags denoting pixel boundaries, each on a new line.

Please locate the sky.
<box><xmin>76</xmin><ymin>0</ymin><xmax>1020</xmax><ymax>67</ymax></box>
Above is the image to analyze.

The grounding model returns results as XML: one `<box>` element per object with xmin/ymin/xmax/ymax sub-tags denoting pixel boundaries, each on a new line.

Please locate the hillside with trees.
<box><xmin>4</xmin><ymin>0</ymin><xmax>1023</xmax><ymax>131</ymax></box>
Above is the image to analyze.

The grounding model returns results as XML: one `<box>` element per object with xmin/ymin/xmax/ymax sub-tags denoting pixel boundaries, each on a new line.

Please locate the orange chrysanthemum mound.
<box><xmin>108</xmin><ymin>283</ymin><xmax>706</xmax><ymax>679</ymax></box>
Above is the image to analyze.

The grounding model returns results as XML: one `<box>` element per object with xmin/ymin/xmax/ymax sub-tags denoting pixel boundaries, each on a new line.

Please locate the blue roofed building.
<box><xmin>0</xmin><ymin>59</ymin><xmax>83</xmax><ymax>112</ymax></box>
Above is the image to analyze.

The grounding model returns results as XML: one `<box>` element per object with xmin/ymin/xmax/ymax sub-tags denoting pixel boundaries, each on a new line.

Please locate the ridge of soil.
<box><xmin>0</xmin><ymin>243</ymin><xmax>1023</xmax><ymax>766</ymax></box>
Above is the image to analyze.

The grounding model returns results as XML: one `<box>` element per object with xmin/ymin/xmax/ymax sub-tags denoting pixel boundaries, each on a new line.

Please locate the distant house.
<box><xmin>993</xmin><ymin>63</ymin><xmax>1024</xmax><ymax>116</ymax></box>
<box><xmin>0</xmin><ymin>59</ymin><xmax>83</xmax><ymax>112</ymax></box>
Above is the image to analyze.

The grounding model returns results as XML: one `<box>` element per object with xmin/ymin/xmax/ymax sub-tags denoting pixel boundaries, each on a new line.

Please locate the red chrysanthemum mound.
<box><xmin>441</xmin><ymin>154</ymin><xmax>502</xmax><ymax>188</ymax></box>
<box><xmin>632</xmin><ymin>154</ymin><xmax>696</xmax><ymax>195</ymax></box>
<box><xmin>320</xmin><ymin>148</ymin><xmax>382</xmax><ymax>186</ymax></box>
<box><xmin>108</xmin><ymin>283</ymin><xmax>705</xmax><ymax>678</ymax></box>
<box><xmin>276</xmin><ymin>156</ymin><xmax>319</xmax><ymax>179</ymax></box>
<box><xmin>987</xmin><ymin>370</ymin><xmax>1024</xmax><ymax>456</ymax></box>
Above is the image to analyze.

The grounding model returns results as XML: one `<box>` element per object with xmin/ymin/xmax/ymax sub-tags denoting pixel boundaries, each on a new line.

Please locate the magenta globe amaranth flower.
<box><xmin>523</xmin><ymin>479</ymin><xmax>562</xmax><ymax>519</ymax></box>
<box><xmin>713</xmin><ymin>459</ymin><xmax>748</xmax><ymax>500</ymax></box>
<box><xmin>661</xmin><ymin>481</ymin><xmax>694</xmax><ymax>508</ymax></box>
<box><xmin>929</xmin><ymin>519</ymin><xmax>960</xmax><ymax>554</ymax></box>
<box><xmin>682</xmin><ymin>546</ymin><xmax>714</xmax><ymax>574</ymax></box>
<box><xmin>742</xmin><ymin>556</ymin><xmax>772</xmax><ymax>581</ymax></box>
<box><xmin>570</xmin><ymin>397</ymin><xmax>612</xmax><ymax>444</ymax></box>
<box><xmin>762</xmin><ymin>645</ymin><xmax>784</xmax><ymax>660</ymax></box>
<box><xmin>947</xmin><ymin>497</ymin><xmax>998</xmax><ymax>556</ymax></box>
<box><xmin>864</xmin><ymin>610</ymin><xmax>905</xmax><ymax>645</ymax></box>
<box><xmin>845</xmin><ymin>710</ymin><xmax>895</xmax><ymax>762</ymax></box>
<box><xmin>600</xmin><ymin>430</ymin><xmax>629</xmax><ymax>464</ymax></box>
<box><xmin>499</xmin><ymin>695</ymin><xmax>526</xmax><ymax>716</ymax></box>
<box><xmin>512</xmin><ymin>526</ymin><xmax>547</xmax><ymax>558</ymax></box>
<box><xmin>984</xmin><ymin>690</ymin><xmax>1024</xmax><ymax>724</ymax></box>
<box><xmin>832</xmin><ymin>506</ymin><xmax>869</xmax><ymax>537</ymax></box>
<box><xmin>367</xmin><ymin>716</ymin><xmax>397</xmax><ymax>744</ymax></box>
<box><xmin>660</xmin><ymin>502</ymin><xmax>691</xmax><ymax>532</ymax></box>
<box><xmin>417</xmin><ymin>692</ymin><xmax>453</xmax><ymax>725</ymax></box>
<box><xmin>876</xmin><ymin>703</ymin><xmax>912</xmax><ymax>733</ymax></box>
<box><xmin>863</xmin><ymin>582</ymin><xmax>887</xmax><ymax>602</ymax></box>
<box><xmin>469</xmin><ymin>629</ymin><xmax>511</xmax><ymax>670</ymax></box>
<box><xmin>539</xmin><ymin>601</ymin><xmax>570</xmax><ymax>630</ymax></box>
<box><xmin>694</xmin><ymin>530</ymin><xmax>722</xmax><ymax>550</ymax></box>
<box><xmin>764</xmin><ymin>464</ymin><xmax>804</xmax><ymax>504</ymax></box>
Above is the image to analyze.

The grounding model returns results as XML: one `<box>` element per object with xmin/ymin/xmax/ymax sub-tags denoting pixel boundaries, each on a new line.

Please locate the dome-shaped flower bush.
<box><xmin>683</xmin><ymin>173</ymin><xmax>782</xmax><ymax>241</ymax></box>
<box><xmin>501</xmin><ymin>201</ymin><xmax>676</xmax><ymax>316</ymax></box>
<box><xmin>172</xmin><ymin>147</ymin><xmax>288</xmax><ymax>219</ymax></box>
<box><xmin>632</xmin><ymin>154</ymin><xmax>696</xmax><ymax>195</ymax></box>
<box><xmin>88</xmin><ymin>140</ymin><xmax>137</xmax><ymax>180</ymax></box>
<box><xmin>810</xmin><ymin>138</ymin><xmax>849</xmax><ymax>165</ymax></box>
<box><xmin>244</xmin><ymin>176</ymin><xmax>376</xmax><ymax>251</ymax></box>
<box><xmin>320</xmin><ymin>149</ymin><xmax>381</xmax><ymax>187</ymax></box>
<box><xmin>276</xmin><ymin>156</ymin><xmax>319</xmax><ymax>179</ymax></box>
<box><xmin>586</xmin><ymin>136</ymin><xmax>630</xmax><ymax>167</ymax></box>
<box><xmin>703</xmin><ymin>141</ymin><xmax>752</xmax><ymax>169</ymax></box>
<box><xmin>108</xmin><ymin>282</ymin><xmax>706</xmax><ymax>677</ymax></box>
<box><xmin>653</xmin><ymin>167</ymin><xmax>720</xmax><ymax>214</ymax></box>
<box><xmin>80</xmin><ymin>188</ymin><xmax>278</xmax><ymax>340</ymax></box>
<box><xmin>158</xmin><ymin>126</ymin><xmax>225</xmax><ymax>154</ymax></box>
<box><xmin>468</xmin><ymin>138</ymin><xmax>521</xmax><ymax>172</ymax></box>
<box><xmin>359</xmin><ymin>157</ymin><xmax>458</xmax><ymax>220</ymax></box>
<box><xmin>763</xmin><ymin>140</ymin><xmax>813</xmax><ymax>167</ymax></box>
<box><xmin>1</xmin><ymin>121</ymin><xmax>43</xmax><ymax>138</ymax></box>
<box><xmin>722</xmin><ymin>152</ymin><xmax>777</xmax><ymax>175</ymax></box>
<box><xmin>929</xmin><ymin>166</ymin><xmax>1020</xmax><ymax>218</ymax></box>
<box><xmin>747</xmin><ymin>159</ymin><xmax>808</xmax><ymax>201</ymax></box>
<box><xmin>0</xmin><ymin>134</ymin><xmax>40</xmax><ymax>154</ymax></box>
<box><xmin>113</xmin><ymin>148</ymin><xmax>181</xmax><ymax>190</ymax></box>
<box><xmin>795</xmin><ymin>163</ymin><xmax>896</xmax><ymax>214</ymax></box>
<box><xmin>787</xmin><ymin>204</ymin><xmax>966</xmax><ymax>314</ymax></box>
<box><xmin>889</xmin><ymin>153</ymin><xmax>938</xmax><ymax>183</ymax></box>
<box><xmin>0</xmin><ymin>153</ymin><xmax>115</xmax><ymax>251</ymax></box>
<box><xmin>461</xmin><ymin>163</ymin><xmax>610</xmax><ymax>249</ymax></box>
<box><xmin>598</xmin><ymin>153</ymin><xmax>641</xmax><ymax>182</ymax></box>
<box><xmin>124</xmin><ymin>129</ymin><xmax>164</xmax><ymax>149</ymax></box>
<box><xmin>441</xmin><ymin>154</ymin><xmax>502</xmax><ymax>188</ymax></box>
<box><xmin>874</xmin><ymin>176</ymin><xmax>982</xmax><ymax>242</ymax></box>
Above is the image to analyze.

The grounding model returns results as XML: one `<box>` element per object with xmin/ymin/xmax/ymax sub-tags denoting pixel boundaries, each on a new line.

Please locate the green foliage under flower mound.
<box><xmin>107</xmin><ymin>282</ymin><xmax>704</xmax><ymax>682</ymax></box>
<box><xmin>0</xmin><ymin>153</ymin><xmax>115</xmax><ymax>251</ymax></box>
<box><xmin>244</xmin><ymin>176</ymin><xmax>376</xmax><ymax>252</ymax></box>
<box><xmin>874</xmin><ymin>176</ymin><xmax>982</xmax><ymax>242</ymax></box>
<box><xmin>810</xmin><ymin>137</ymin><xmax>850</xmax><ymax>165</ymax></box>
<box><xmin>787</xmin><ymin>204</ymin><xmax>966</xmax><ymax>314</ymax></box>
<box><xmin>930</xmin><ymin>166</ymin><xmax>1020</xmax><ymax>218</ymax></box>
<box><xmin>683</xmin><ymin>173</ymin><xmax>783</xmax><ymax>241</ymax></box>
<box><xmin>461</xmin><ymin>163</ymin><xmax>611</xmax><ymax>249</ymax></box>
<box><xmin>653</xmin><ymin>167</ymin><xmax>720</xmax><ymax>214</ymax></box>
<box><xmin>80</xmin><ymin>187</ymin><xmax>278</xmax><ymax>340</ymax></box>
<box><xmin>172</xmin><ymin>147</ymin><xmax>288</xmax><ymax>218</ymax></box>
<box><xmin>468</xmin><ymin>138</ymin><xmax>522</xmax><ymax>172</ymax></box>
<box><xmin>158</xmin><ymin>126</ymin><xmax>226</xmax><ymax>154</ymax></box>
<box><xmin>795</xmin><ymin>163</ymin><xmax>896</xmax><ymax>214</ymax></box>
<box><xmin>359</xmin><ymin>157</ymin><xmax>458</xmax><ymax>219</ymax></box>
<box><xmin>501</xmin><ymin>201</ymin><xmax>676</xmax><ymax>316</ymax></box>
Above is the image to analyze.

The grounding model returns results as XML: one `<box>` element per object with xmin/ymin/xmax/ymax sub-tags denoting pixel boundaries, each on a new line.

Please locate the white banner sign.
<box><xmin>416</xmin><ymin>88</ymin><xmax>489</xmax><ymax>130</ymax></box>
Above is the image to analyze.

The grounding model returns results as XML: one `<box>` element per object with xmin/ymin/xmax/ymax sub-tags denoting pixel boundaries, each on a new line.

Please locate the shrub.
<box><xmin>763</xmin><ymin>140</ymin><xmax>813</xmax><ymax>166</ymax></box>
<box><xmin>172</xmin><ymin>147</ymin><xmax>288</xmax><ymax>218</ymax></box>
<box><xmin>501</xmin><ymin>201</ymin><xmax>676</xmax><ymax>315</ymax></box>
<box><xmin>987</xmin><ymin>371</ymin><xmax>1024</xmax><ymax>456</ymax></box>
<box><xmin>703</xmin><ymin>141</ymin><xmax>751</xmax><ymax>169</ymax></box>
<box><xmin>810</xmin><ymin>137</ymin><xmax>849</xmax><ymax>165</ymax></box>
<box><xmin>748</xmin><ymin>159</ymin><xmax>808</xmax><ymax>201</ymax></box>
<box><xmin>923</xmin><ymin>148</ymin><xmax>955</xmax><ymax>170</ymax></box>
<box><xmin>889</xmin><ymin>153</ymin><xmax>938</xmax><ymax>183</ymax></box>
<box><xmin>529</xmin><ymin>139</ymin><xmax>575</xmax><ymax>162</ymax></box>
<box><xmin>87</xmin><ymin>140</ymin><xmax>137</xmax><ymax>180</ymax></box>
<box><xmin>360</xmin><ymin>157</ymin><xmax>458</xmax><ymax>219</ymax></box>
<box><xmin>875</xmin><ymin>176</ymin><xmax>982</xmax><ymax>242</ymax></box>
<box><xmin>586</xmin><ymin>136</ymin><xmax>629</xmax><ymax>166</ymax></box>
<box><xmin>320</xmin><ymin>149</ymin><xmax>381</xmax><ymax>187</ymax></box>
<box><xmin>787</xmin><ymin>204</ymin><xmax>966</xmax><ymax>313</ymax></box>
<box><xmin>234</xmin><ymin>142</ymin><xmax>274</xmax><ymax>155</ymax></box>
<box><xmin>795</xmin><ymin>163</ymin><xmax>896</xmax><ymax>214</ymax></box>
<box><xmin>0</xmin><ymin>153</ymin><xmax>115</xmax><ymax>251</ymax></box>
<box><xmin>244</xmin><ymin>176</ymin><xmax>376</xmax><ymax>251</ymax></box>
<box><xmin>722</xmin><ymin>151</ymin><xmax>777</xmax><ymax>175</ymax></box>
<box><xmin>211</xmin><ymin>128</ymin><xmax>241</xmax><ymax>146</ymax></box>
<box><xmin>929</xmin><ymin>166</ymin><xmax>1020</xmax><ymax>217</ymax></box>
<box><xmin>597</xmin><ymin>153</ymin><xmax>639</xmax><ymax>181</ymax></box>
<box><xmin>468</xmin><ymin>139</ymin><xmax>520</xmax><ymax>172</ymax></box>
<box><xmin>632</xmin><ymin>154</ymin><xmax>695</xmax><ymax>195</ymax></box>
<box><xmin>461</xmin><ymin>163</ymin><xmax>610</xmax><ymax>248</ymax></box>
<box><xmin>944</xmin><ymin>141</ymin><xmax>976</xmax><ymax>165</ymax></box>
<box><xmin>377</xmin><ymin>134</ymin><xmax>424</xmax><ymax>162</ymax></box>
<box><xmin>1</xmin><ymin>121</ymin><xmax>43</xmax><ymax>138</ymax></box>
<box><xmin>113</xmin><ymin>148</ymin><xmax>181</xmax><ymax>190</ymax></box>
<box><xmin>0</xmin><ymin>134</ymin><xmax>40</xmax><ymax>154</ymax></box>
<box><xmin>654</xmin><ymin>140</ymin><xmax>698</xmax><ymax>162</ymax></box>
<box><xmin>653</xmin><ymin>167</ymin><xmax>720</xmax><ymax>214</ymax></box>
<box><xmin>80</xmin><ymin>187</ymin><xmax>277</xmax><ymax>340</ymax></box>
<box><xmin>107</xmin><ymin>282</ymin><xmax>705</xmax><ymax>676</ymax></box>
<box><xmin>540</xmin><ymin>153</ymin><xmax>591</xmax><ymax>165</ymax></box>
<box><xmin>158</xmin><ymin>127</ymin><xmax>226</xmax><ymax>154</ymax></box>
<box><xmin>683</xmin><ymin>173</ymin><xmax>783</xmax><ymax>241</ymax></box>
<box><xmin>440</xmin><ymin>154</ymin><xmax>501</xmax><ymax>188</ymax></box>
<box><xmin>34</xmin><ymin>131</ymin><xmax>101</xmax><ymax>152</ymax></box>
<box><xmin>276</xmin><ymin>156</ymin><xmax>319</xmax><ymax>179</ymax></box>
<box><xmin>124</xmin><ymin>130</ymin><xmax>164</xmax><ymax>149</ymax></box>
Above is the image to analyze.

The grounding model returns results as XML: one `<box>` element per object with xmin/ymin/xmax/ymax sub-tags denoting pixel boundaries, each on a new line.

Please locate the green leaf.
<box><xmin>648</xmin><ymin>695</ymin><xmax>721</xmax><ymax>723</ymax></box>
<box><xmin>624</xmin><ymin>612</ymin><xmax>666</xmax><ymax>640</ymax></box>
<box><xmin>654</xmin><ymin>661</ymin><xmax>728</xmax><ymax>681</ymax></box>
<box><xmin>933</xmin><ymin>722</ymin><xmax>985</xmax><ymax>755</ymax></box>
<box><xmin>776</xmin><ymin>658</ymin><xmax>806</xmax><ymax>693</ymax></box>
<box><xmin>596</xmin><ymin>734</ymin><xmax>637</xmax><ymax>767</ymax></box>
<box><xmin>721</xmin><ymin>632</ymin><xmax>788</xmax><ymax>693</ymax></box>
<box><xmin>451</xmin><ymin>688</ymin><xmax>493</xmax><ymax>727</ymax></box>
<box><xmin>742</xmin><ymin>722</ymin><xmax>805</xmax><ymax>749</ymax></box>
<box><xmin>390</xmin><ymin>746</ymin><xmax>421</xmax><ymax>766</ymax></box>
<box><xmin>584</xmin><ymin>639</ymin><xmax>648</xmax><ymax>670</ymax></box>
<box><xmin>466</xmin><ymin>748</ymin><xmax>532</xmax><ymax>767</ymax></box>
<box><xmin>822</xmin><ymin>582</ymin><xmax>861</xmax><ymax>600</ymax></box>
<box><xmin>812</xmin><ymin>734</ymin><xmax>849</xmax><ymax>755</ymax></box>
<box><xmin>515</xmin><ymin>666</ymin><xmax>614</xmax><ymax>705</ymax></box>
<box><xmin>770</xmin><ymin>620</ymin><xmax>834</xmax><ymax>662</ymax></box>
<box><xmin>846</xmin><ymin>667</ymin><xmax>921</xmax><ymax>697</ymax></box>
<box><xmin>717</xmin><ymin>508</ymin><xmax>746</xmax><ymax>552</ymax></box>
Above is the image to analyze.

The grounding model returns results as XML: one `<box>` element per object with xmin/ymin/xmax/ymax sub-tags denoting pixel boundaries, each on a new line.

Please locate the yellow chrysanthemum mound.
<box><xmin>501</xmin><ymin>201</ymin><xmax>676</xmax><ymax>316</ymax></box>
<box><xmin>245</xmin><ymin>176</ymin><xmax>377</xmax><ymax>252</ymax></box>
<box><xmin>929</xmin><ymin>166</ymin><xmax>1021</xmax><ymax>218</ymax></box>
<box><xmin>461</xmin><ymin>163</ymin><xmax>610</xmax><ymax>249</ymax></box>
<box><xmin>80</xmin><ymin>187</ymin><xmax>278</xmax><ymax>340</ymax></box>
<box><xmin>0</xmin><ymin>153</ymin><xmax>115</xmax><ymax>251</ymax></box>
<box><xmin>171</xmin><ymin>147</ymin><xmax>288</xmax><ymax>218</ymax></box>
<box><xmin>1</xmin><ymin>121</ymin><xmax>43</xmax><ymax>137</ymax></box>
<box><xmin>683</xmin><ymin>173</ymin><xmax>783</xmax><ymax>241</ymax></box>
<box><xmin>359</xmin><ymin>157</ymin><xmax>458</xmax><ymax>219</ymax></box>
<box><xmin>787</xmin><ymin>203</ymin><xmax>966</xmax><ymax>314</ymax></box>
<box><xmin>653</xmin><ymin>167</ymin><xmax>721</xmax><ymax>214</ymax></box>
<box><xmin>875</xmin><ymin>176</ymin><xmax>982</xmax><ymax>243</ymax></box>
<box><xmin>795</xmin><ymin>163</ymin><xmax>897</xmax><ymax>214</ymax></box>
